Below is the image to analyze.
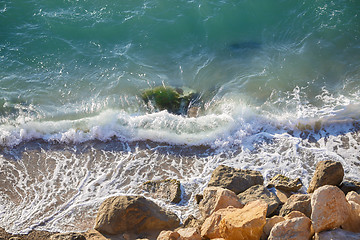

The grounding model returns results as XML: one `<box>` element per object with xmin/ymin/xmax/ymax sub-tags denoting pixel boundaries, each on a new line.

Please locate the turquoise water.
<box><xmin>1</xmin><ymin>0</ymin><xmax>360</xmax><ymax>234</ymax></box>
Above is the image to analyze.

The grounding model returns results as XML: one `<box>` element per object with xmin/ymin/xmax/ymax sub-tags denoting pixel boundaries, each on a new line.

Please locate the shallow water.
<box><xmin>1</xmin><ymin>0</ymin><xmax>360</xmax><ymax>234</ymax></box>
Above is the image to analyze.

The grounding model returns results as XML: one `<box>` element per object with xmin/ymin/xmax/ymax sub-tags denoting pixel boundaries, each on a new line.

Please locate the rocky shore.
<box><xmin>2</xmin><ymin>160</ymin><xmax>360</xmax><ymax>240</ymax></box>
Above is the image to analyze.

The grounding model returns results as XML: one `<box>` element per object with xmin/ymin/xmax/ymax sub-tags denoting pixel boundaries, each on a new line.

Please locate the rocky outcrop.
<box><xmin>94</xmin><ymin>195</ymin><xmax>180</xmax><ymax>235</ymax></box>
<box><xmin>311</xmin><ymin>185</ymin><xmax>350</xmax><ymax>233</ymax></box>
<box><xmin>268</xmin><ymin>216</ymin><xmax>313</xmax><ymax>240</ymax></box>
<box><xmin>199</xmin><ymin>186</ymin><xmax>244</xmax><ymax>218</ymax></box>
<box><xmin>218</xmin><ymin>200</ymin><xmax>268</xmax><ymax>240</ymax></box>
<box><xmin>208</xmin><ymin>165</ymin><xmax>264</xmax><ymax>194</ymax></box>
<box><xmin>308</xmin><ymin>160</ymin><xmax>344</xmax><ymax>193</ymax></box>
<box><xmin>237</xmin><ymin>185</ymin><xmax>281</xmax><ymax>217</ymax></box>
<box><xmin>142</xmin><ymin>179</ymin><xmax>182</xmax><ymax>204</ymax></box>
<box><xmin>279</xmin><ymin>194</ymin><xmax>312</xmax><ymax>218</ymax></box>
<box><xmin>314</xmin><ymin>228</ymin><xmax>360</xmax><ymax>240</ymax></box>
<box><xmin>267</xmin><ymin>174</ymin><xmax>303</xmax><ymax>192</ymax></box>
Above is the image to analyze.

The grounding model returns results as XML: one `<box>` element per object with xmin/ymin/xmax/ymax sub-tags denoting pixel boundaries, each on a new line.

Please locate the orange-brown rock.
<box><xmin>268</xmin><ymin>216</ymin><xmax>313</xmax><ymax>240</ymax></box>
<box><xmin>200</xmin><ymin>207</ymin><xmax>236</xmax><ymax>239</ymax></box>
<box><xmin>94</xmin><ymin>195</ymin><xmax>180</xmax><ymax>235</ymax></box>
<box><xmin>177</xmin><ymin>228</ymin><xmax>201</xmax><ymax>240</ymax></box>
<box><xmin>199</xmin><ymin>186</ymin><xmax>244</xmax><ymax>218</ymax></box>
<box><xmin>157</xmin><ymin>230</ymin><xmax>180</xmax><ymax>240</ymax></box>
<box><xmin>308</xmin><ymin>160</ymin><xmax>344</xmax><ymax>193</ymax></box>
<box><xmin>285</xmin><ymin>211</ymin><xmax>307</xmax><ymax>219</ymax></box>
<box><xmin>346</xmin><ymin>191</ymin><xmax>360</xmax><ymax>205</ymax></box>
<box><xmin>279</xmin><ymin>194</ymin><xmax>312</xmax><ymax>218</ymax></box>
<box><xmin>341</xmin><ymin>200</ymin><xmax>360</xmax><ymax>233</ymax></box>
<box><xmin>261</xmin><ymin>216</ymin><xmax>285</xmax><ymax>240</ymax></box>
<box><xmin>311</xmin><ymin>185</ymin><xmax>350</xmax><ymax>233</ymax></box>
<box><xmin>218</xmin><ymin>200</ymin><xmax>268</xmax><ymax>240</ymax></box>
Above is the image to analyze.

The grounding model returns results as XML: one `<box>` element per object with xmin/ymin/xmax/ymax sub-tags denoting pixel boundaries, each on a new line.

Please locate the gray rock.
<box><xmin>340</xmin><ymin>180</ymin><xmax>360</xmax><ymax>195</ymax></box>
<box><xmin>208</xmin><ymin>165</ymin><xmax>264</xmax><ymax>194</ymax></box>
<box><xmin>142</xmin><ymin>179</ymin><xmax>182</xmax><ymax>204</ymax></box>
<box><xmin>315</xmin><ymin>228</ymin><xmax>360</xmax><ymax>240</ymax></box>
<box><xmin>94</xmin><ymin>195</ymin><xmax>180</xmax><ymax>235</ymax></box>
<box><xmin>237</xmin><ymin>185</ymin><xmax>281</xmax><ymax>217</ymax></box>
<box><xmin>308</xmin><ymin>160</ymin><xmax>344</xmax><ymax>193</ymax></box>
<box><xmin>267</xmin><ymin>174</ymin><xmax>303</xmax><ymax>192</ymax></box>
<box><xmin>279</xmin><ymin>194</ymin><xmax>312</xmax><ymax>218</ymax></box>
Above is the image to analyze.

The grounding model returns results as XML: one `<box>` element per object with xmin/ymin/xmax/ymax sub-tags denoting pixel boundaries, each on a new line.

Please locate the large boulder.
<box><xmin>307</xmin><ymin>160</ymin><xmax>344</xmax><ymax>193</ymax></box>
<box><xmin>268</xmin><ymin>216</ymin><xmax>313</xmax><ymax>240</ymax></box>
<box><xmin>208</xmin><ymin>165</ymin><xmax>264</xmax><ymax>194</ymax></box>
<box><xmin>142</xmin><ymin>179</ymin><xmax>182</xmax><ymax>204</ymax></box>
<box><xmin>237</xmin><ymin>185</ymin><xmax>281</xmax><ymax>217</ymax></box>
<box><xmin>199</xmin><ymin>186</ymin><xmax>244</xmax><ymax>219</ymax></box>
<box><xmin>218</xmin><ymin>200</ymin><xmax>268</xmax><ymax>240</ymax></box>
<box><xmin>200</xmin><ymin>207</ymin><xmax>237</xmax><ymax>239</ymax></box>
<box><xmin>267</xmin><ymin>174</ymin><xmax>303</xmax><ymax>192</ymax></box>
<box><xmin>94</xmin><ymin>195</ymin><xmax>180</xmax><ymax>235</ymax></box>
<box><xmin>311</xmin><ymin>185</ymin><xmax>350</xmax><ymax>233</ymax></box>
<box><xmin>279</xmin><ymin>194</ymin><xmax>312</xmax><ymax>218</ymax></box>
<box><xmin>341</xmin><ymin>200</ymin><xmax>360</xmax><ymax>232</ymax></box>
<box><xmin>314</xmin><ymin>228</ymin><xmax>360</xmax><ymax>240</ymax></box>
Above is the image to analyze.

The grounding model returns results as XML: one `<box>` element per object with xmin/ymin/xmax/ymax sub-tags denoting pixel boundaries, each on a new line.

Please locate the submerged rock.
<box><xmin>94</xmin><ymin>195</ymin><xmax>180</xmax><ymax>235</ymax></box>
<box><xmin>141</xmin><ymin>86</ymin><xmax>199</xmax><ymax>116</ymax></box>
<box><xmin>208</xmin><ymin>165</ymin><xmax>264</xmax><ymax>194</ymax></box>
<box><xmin>142</xmin><ymin>179</ymin><xmax>182</xmax><ymax>204</ymax></box>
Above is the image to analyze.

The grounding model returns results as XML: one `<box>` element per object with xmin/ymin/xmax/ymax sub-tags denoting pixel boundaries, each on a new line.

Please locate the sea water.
<box><xmin>1</xmin><ymin>0</ymin><xmax>360</xmax><ymax>234</ymax></box>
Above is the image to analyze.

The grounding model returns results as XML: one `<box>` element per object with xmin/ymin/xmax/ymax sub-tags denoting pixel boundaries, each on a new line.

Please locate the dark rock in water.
<box><xmin>308</xmin><ymin>160</ymin><xmax>344</xmax><ymax>193</ymax></box>
<box><xmin>340</xmin><ymin>180</ymin><xmax>360</xmax><ymax>195</ymax></box>
<box><xmin>229</xmin><ymin>41</ymin><xmax>261</xmax><ymax>50</ymax></box>
<box><xmin>141</xmin><ymin>86</ymin><xmax>200</xmax><ymax>116</ymax></box>
<box><xmin>279</xmin><ymin>194</ymin><xmax>312</xmax><ymax>219</ymax></box>
<box><xmin>94</xmin><ymin>195</ymin><xmax>180</xmax><ymax>235</ymax></box>
<box><xmin>267</xmin><ymin>174</ymin><xmax>303</xmax><ymax>192</ymax></box>
<box><xmin>237</xmin><ymin>185</ymin><xmax>282</xmax><ymax>217</ymax></box>
<box><xmin>195</xmin><ymin>194</ymin><xmax>203</xmax><ymax>204</ymax></box>
<box><xmin>142</xmin><ymin>179</ymin><xmax>182</xmax><ymax>204</ymax></box>
<box><xmin>208</xmin><ymin>165</ymin><xmax>264</xmax><ymax>194</ymax></box>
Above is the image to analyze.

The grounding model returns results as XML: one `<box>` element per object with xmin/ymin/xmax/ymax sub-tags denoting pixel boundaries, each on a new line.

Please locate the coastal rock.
<box><xmin>208</xmin><ymin>165</ymin><xmax>264</xmax><ymax>194</ymax></box>
<box><xmin>341</xmin><ymin>200</ymin><xmax>360</xmax><ymax>232</ymax></box>
<box><xmin>346</xmin><ymin>191</ymin><xmax>360</xmax><ymax>205</ymax></box>
<box><xmin>84</xmin><ymin>230</ymin><xmax>109</xmax><ymax>240</ymax></box>
<box><xmin>201</xmin><ymin>207</ymin><xmax>236</xmax><ymax>239</ymax></box>
<box><xmin>50</xmin><ymin>232</ymin><xmax>86</xmax><ymax>240</ymax></box>
<box><xmin>308</xmin><ymin>160</ymin><xmax>344</xmax><ymax>193</ymax></box>
<box><xmin>142</xmin><ymin>179</ymin><xmax>182</xmax><ymax>204</ymax></box>
<box><xmin>314</xmin><ymin>228</ymin><xmax>360</xmax><ymax>240</ymax></box>
<box><xmin>218</xmin><ymin>200</ymin><xmax>268</xmax><ymax>240</ymax></box>
<box><xmin>267</xmin><ymin>174</ymin><xmax>303</xmax><ymax>192</ymax></box>
<box><xmin>237</xmin><ymin>185</ymin><xmax>281</xmax><ymax>217</ymax></box>
<box><xmin>194</xmin><ymin>194</ymin><xmax>203</xmax><ymax>204</ymax></box>
<box><xmin>268</xmin><ymin>216</ymin><xmax>313</xmax><ymax>240</ymax></box>
<box><xmin>157</xmin><ymin>230</ymin><xmax>180</xmax><ymax>240</ymax></box>
<box><xmin>285</xmin><ymin>210</ymin><xmax>307</xmax><ymax>219</ymax></box>
<box><xmin>183</xmin><ymin>215</ymin><xmax>202</xmax><ymax>229</ymax></box>
<box><xmin>279</xmin><ymin>194</ymin><xmax>312</xmax><ymax>218</ymax></box>
<box><xmin>275</xmin><ymin>188</ymin><xmax>292</xmax><ymax>204</ymax></box>
<box><xmin>261</xmin><ymin>216</ymin><xmax>285</xmax><ymax>240</ymax></box>
<box><xmin>199</xmin><ymin>186</ymin><xmax>244</xmax><ymax>218</ymax></box>
<box><xmin>340</xmin><ymin>180</ymin><xmax>360</xmax><ymax>195</ymax></box>
<box><xmin>94</xmin><ymin>195</ymin><xmax>180</xmax><ymax>235</ymax></box>
<box><xmin>177</xmin><ymin>228</ymin><xmax>201</xmax><ymax>240</ymax></box>
<box><xmin>311</xmin><ymin>185</ymin><xmax>350</xmax><ymax>233</ymax></box>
